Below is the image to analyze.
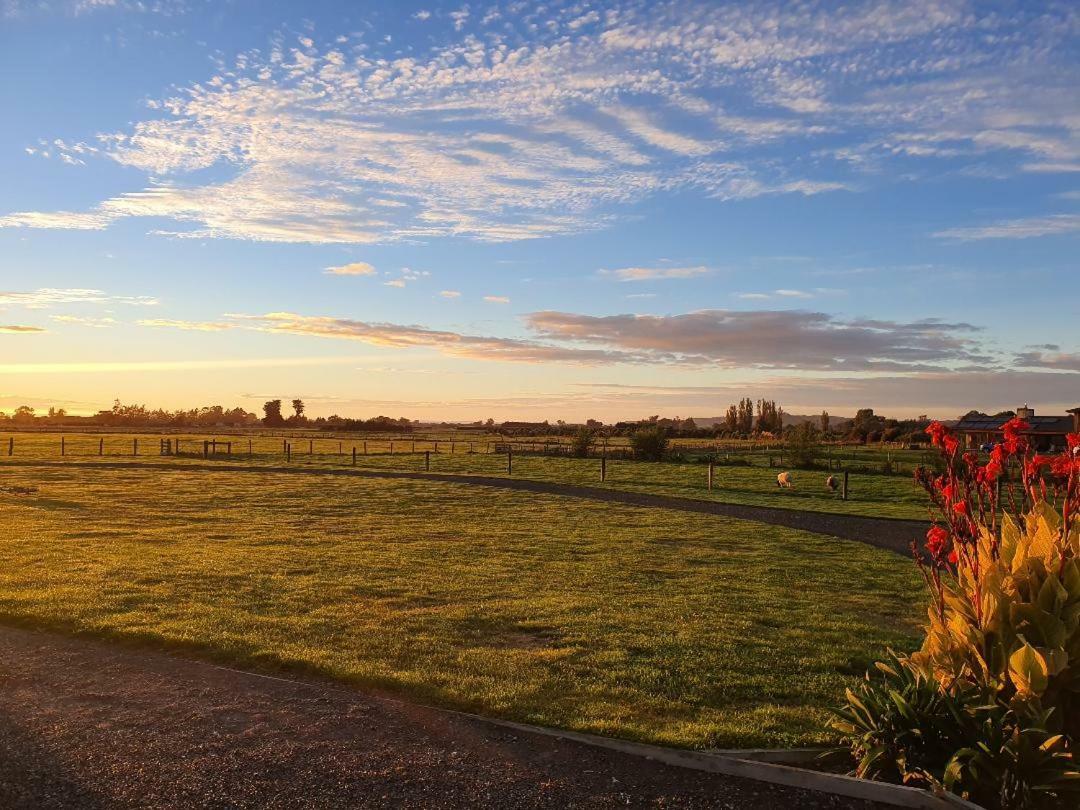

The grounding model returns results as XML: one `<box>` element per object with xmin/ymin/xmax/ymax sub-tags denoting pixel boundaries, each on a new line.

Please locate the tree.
<box><xmin>629</xmin><ymin>426</ymin><xmax>668</xmax><ymax>461</ymax></box>
<box><xmin>570</xmin><ymin>426</ymin><xmax>594</xmax><ymax>458</ymax></box>
<box><xmin>737</xmin><ymin>397</ymin><xmax>754</xmax><ymax>434</ymax></box>
<box><xmin>262</xmin><ymin>399</ymin><xmax>284</xmax><ymax>426</ymax></box>
<box><xmin>291</xmin><ymin>399</ymin><xmax>305</xmax><ymax>420</ymax></box>
<box><xmin>787</xmin><ymin>421</ymin><xmax>819</xmax><ymax>467</ymax></box>
<box><xmin>724</xmin><ymin>403</ymin><xmax>738</xmax><ymax>433</ymax></box>
<box><xmin>820</xmin><ymin>410</ymin><xmax>830</xmax><ymax>434</ymax></box>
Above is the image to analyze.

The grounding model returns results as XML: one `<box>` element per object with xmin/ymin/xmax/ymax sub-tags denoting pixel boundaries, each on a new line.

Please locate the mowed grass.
<box><xmin>2</xmin><ymin>430</ymin><xmax>931</xmax><ymax>519</ymax></box>
<box><xmin>0</xmin><ymin>465</ymin><xmax>924</xmax><ymax>748</ymax></box>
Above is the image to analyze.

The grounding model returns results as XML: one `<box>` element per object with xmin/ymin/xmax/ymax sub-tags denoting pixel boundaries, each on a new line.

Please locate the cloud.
<box><xmin>1014</xmin><ymin>349</ymin><xmax>1080</xmax><ymax>372</ymax></box>
<box><xmin>0</xmin><ymin>325</ymin><xmax>45</xmax><ymax>334</ymax></box>
<box><xmin>483</xmin><ymin>295</ymin><xmax>510</xmax><ymax>304</ymax></box>
<box><xmin>599</xmin><ymin>265</ymin><xmax>709</xmax><ymax>282</ymax></box>
<box><xmin>6</xmin><ymin>0</ymin><xmax>1029</xmax><ymax>244</ymax></box>
<box><xmin>227</xmin><ymin>312</ymin><xmax>643</xmax><ymax>364</ymax></box>
<box><xmin>934</xmin><ymin>214</ymin><xmax>1080</xmax><ymax>240</ymax></box>
<box><xmin>0</xmin><ymin>288</ymin><xmax>158</xmax><ymax>308</ymax></box>
<box><xmin>439</xmin><ymin>290</ymin><xmax>461</xmax><ymax>298</ymax></box>
<box><xmin>137</xmin><ymin>318</ymin><xmax>234</xmax><ymax>331</ymax></box>
<box><xmin>324</xmin><ymin>261</ymin><xmax>376</xmax><ymax>276</ymax></box>
<box><xmin>525</xmin><ymin>309</ymin><xmax>988</xmax><ymax>371</ymax></box>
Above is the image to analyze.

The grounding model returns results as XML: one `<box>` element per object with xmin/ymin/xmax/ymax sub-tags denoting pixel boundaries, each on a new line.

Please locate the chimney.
<box><xmin>1069</xmin><ymin>407</ymin><xmax>1080</xmax><ymax>433</ymax></box>
<box><xmin>1016</xmin><ymin>404</ymin><xmax>1035</xmax><ymax>420</ymax></box>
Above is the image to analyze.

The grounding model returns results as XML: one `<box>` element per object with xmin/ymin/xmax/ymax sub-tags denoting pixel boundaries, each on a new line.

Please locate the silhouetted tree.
<box><xmin>263</xmin><ymin>399</ymin><xmax>285</xmax><ymax>427</ymax></box>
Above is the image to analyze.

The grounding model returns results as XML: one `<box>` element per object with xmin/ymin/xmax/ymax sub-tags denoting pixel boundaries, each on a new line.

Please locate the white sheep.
<box><xmin>776</xmin><ymin>471</ymin><xmax>793</xmax><ymax>488</ymax></box>
<box><xmin>825</xmin><ymin>475</ymin><xmax>839</xmax><ymax>493</ymax></box>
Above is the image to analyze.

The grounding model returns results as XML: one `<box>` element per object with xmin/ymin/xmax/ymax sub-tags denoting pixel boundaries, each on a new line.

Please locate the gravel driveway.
<box><xmin>0</xmin><ymin>625</ymin><xmax>893</xmax><ymax>809</ymax></box>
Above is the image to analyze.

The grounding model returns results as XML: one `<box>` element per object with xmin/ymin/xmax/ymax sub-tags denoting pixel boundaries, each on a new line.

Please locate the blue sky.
<box><xmin>1</xmin><ymin>0</ymin><xmax>1078</xmax><ymax>420</ymax></box>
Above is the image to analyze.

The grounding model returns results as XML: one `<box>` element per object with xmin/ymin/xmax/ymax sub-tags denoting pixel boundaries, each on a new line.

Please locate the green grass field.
<box><xmin>0</xmin><ymin>464</ymin><xmax>924</xmax><ymax>748</ymax></box>
<box><xmin>1</xmin><ymin>430</ymin><xmax>933</xmax><ymax>519</ymax></box>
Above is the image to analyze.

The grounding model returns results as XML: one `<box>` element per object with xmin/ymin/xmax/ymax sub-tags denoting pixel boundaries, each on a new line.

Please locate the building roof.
<box><xmin>955</xmin><ymin>415</ymin><xmax>1074</xmax><ymax>434</ymax></box>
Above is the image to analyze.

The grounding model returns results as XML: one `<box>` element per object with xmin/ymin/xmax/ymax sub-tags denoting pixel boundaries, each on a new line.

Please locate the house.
<box><xmin>954</xmin><ymin>405</ymin><xmax>1080</xmax><ymax>451</ymax></box>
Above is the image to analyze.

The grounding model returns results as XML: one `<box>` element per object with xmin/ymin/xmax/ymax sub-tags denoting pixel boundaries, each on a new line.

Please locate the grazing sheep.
<box><xmin>776</xmin><ymin>471</ymin><xmax>793</xmax><ymax>488</ymax></box>
<box><xmin>825</xmin><ymin>475</ymin><xmax>839</xmax><ymax>493</ymax></box>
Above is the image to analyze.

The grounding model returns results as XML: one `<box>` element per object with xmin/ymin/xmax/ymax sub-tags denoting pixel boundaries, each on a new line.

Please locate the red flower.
<box><xmin>952</xmin><ymin>500</ymin><xmax>969</xmax><ymax>517</ymax></box>
<box><xmin>1002</xmin><ymin>417</ymin><xmax>1030</xmax><ymax>454</ymax></box>
<box><xmin>926</xmin><ymin>421</ymin><xmax>949</xmax><ymax>448</ymax></box>
<box><xmin>948</xmin><ymin>549</ymin><xmax>959</xmax><ymax>565</ymax></box>
<box><xmin>1067</xmin><ymin>433</ymin><xmax>1080</xmax><ymax>451</ymax></box>
<box><xmin>940</xmin><ymin>482</ymin><xmax>956</xmax><ymax>501</ymax></box>
<box><xmin>926</xmin><ymin>526</ymin><xmax>949</xmax><ymax>557</ymax></box>
<box><xmin>944</xmin><ymin>435</ymin><xmax>960</xmax><ymax>455</ymax></box>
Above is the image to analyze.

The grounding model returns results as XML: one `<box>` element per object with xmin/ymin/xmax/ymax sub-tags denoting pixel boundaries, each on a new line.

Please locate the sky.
<box><xmin>1</xmin><ymin>0</ymin><xmax>1078</xmax><ymax>422</ymax></box>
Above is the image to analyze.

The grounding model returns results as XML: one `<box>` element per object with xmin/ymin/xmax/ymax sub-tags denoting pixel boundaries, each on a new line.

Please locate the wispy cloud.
<box><xmin>483</xmin><ymin>295</ymin><xmax>510</xmax><ymax>304</ymax></box>
<box><xmin>228</xmin><ymin>312</ymin><xmax>642</xmax><ymax>364</ymax></box>
<box><xmin>599</xmin><ymin>265</ymin><xmax>709</xmax><ymax>282</ymax></box>
<box><xmin>439</xmin><ymin>290</ymin><xmax>461</xmax><ymax>298</ymax></box>
<box><xmin>8</xmin><ymin>0</ymin><xmax>1039</xmax><ymax>244</ymax></box>
<box><xmin>0</xmin><ymin>288</ymin><xmax>158</xmax><ymax>308</ymax></box>
<box><xmin>934</xmin><ymin>214</ymin><xmax>1080</xmax><ymax>241</ymax></box>
<box><xmin>0</xmin><ymin>324</ymin><xmax>45</xmax><ymax>334</ymax></box>
<box><xmin>137</xmin><ymin>318</ymin><xmax>233</xmax><ymax>331</ymax></box>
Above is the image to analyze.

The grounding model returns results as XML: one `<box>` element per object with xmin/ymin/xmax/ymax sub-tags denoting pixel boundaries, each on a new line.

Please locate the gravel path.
<box><xmin>0</xmin><ymin>625</ymin><xmax>894</xmax><ymax>809</ymax></box>
<box><xmin>2</xmin><ymin>460</ymin><xmax>926</xmax><ymax>555</ymax></box>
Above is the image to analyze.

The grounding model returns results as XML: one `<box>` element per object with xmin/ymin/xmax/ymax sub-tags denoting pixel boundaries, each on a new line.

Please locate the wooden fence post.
<box><xmin>601</xmin><ymin>455</ymin><xmax>606</xmax><ymax>482</ymax></box>
<box><xmin>309</xmin><ymin>439</ymin><xmax>313</xmax><ymax>455</ymax></box>
<box><xmin>842</xmin><ymin>471</ymin><xmax>849</xmax><ymax>501</ymax></box>
<box><xmin>708</xmin><ymin>460</ymin><xmax>714</xmax><ymax>490</ymax></box>
<box><xmin>7</xmin><ymin>437</ymin><xmax>12</xmax><ymax>456</ymax></box>
<box><xmin>203</xmin><ymin>440</ymin><xmax>209</xmax><ymax>458</ymax></box>
<box><xmin>338</xmin><ymin>441</ymin><xmax>342</xmax><ymax>455</ymax></box>
<box><xmin>226</xmin><ymin>442</ymin><xmax>232</xmax><ymax>455</ymax></box>
<box><xmin>390</xmin><ymin>441</ymin><xmax>394</xmax><ymax>455</ymax></box>
<box><xmin>99</xmin><ymin>437</ymin><xmax>104</xmax><ymax>456</ymax></box>
<box><xmin>133</xmin><ymin>438</ymin><xmax>138</xmax><ymax>456</ymax></box>
<box><xmin>248</xmin><ymin>439</ymin><xmax>253</xmax><ymax>456</ymax></box>
<box><xmin>286</xmin><ymin>443</ymin><xmax>291</xmax><ymax>463</ymax></box>
<box><xmin>507</xmin><ymin>449</ymin><xmax>513</xmax><ymax>475</ymax></box>
<box><xmin>61</xmin><ymin>436</ymin><xmax>65</xmax><ymax>456</ymax></box>
<box><xmin>363</xmin><ymin>441</ymin><xmax>368</xmax><ymax>455</ymax></box>
<box><xmin>425</xmin><ymin>450</ymin><xmax>430</xmax><ymax>471</ymax></box>
<box><xmin>352</xmin><ymin>447</ymin><xmax>357</xmax><ymax>466</ymax></box>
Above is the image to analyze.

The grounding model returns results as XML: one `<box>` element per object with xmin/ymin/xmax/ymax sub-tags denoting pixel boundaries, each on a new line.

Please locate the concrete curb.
<box><xmin>455</xmin><ymin>715</ymin><xmax>987</xmax><ymax>810</ymax></box>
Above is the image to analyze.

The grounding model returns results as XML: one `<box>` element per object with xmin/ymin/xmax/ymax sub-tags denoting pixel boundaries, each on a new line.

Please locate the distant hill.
<box><xmin>691</xmin><ymin>413</ymin><xmax>852</xmax><ymax>428</ymax></box>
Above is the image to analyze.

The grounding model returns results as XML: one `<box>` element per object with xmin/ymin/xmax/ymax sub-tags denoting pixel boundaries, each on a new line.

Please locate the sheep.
<box><xmin>825</xmin><ymin>475</ymin><xmax>839</xmax><ymax>493</ymax></box>
<box><xmin>776</xmin><ymin>471</ymin><xmax>793</xmax><ymax>488</ymax></box>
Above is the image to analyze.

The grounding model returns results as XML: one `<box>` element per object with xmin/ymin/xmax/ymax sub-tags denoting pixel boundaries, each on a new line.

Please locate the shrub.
<box><xmin>629</xmin><ymin>426</ymin><xmax>668</xmax><ymax>462</ymax></box>
<box><xmin>832</xmin><ymin>419</ymin><xmax>1080</xmax><ymax>809</ymax></box>
<box><xmin>570</xmin><ymin>427</ymin><xmax>594</xmax><ymax>458</ymax></box>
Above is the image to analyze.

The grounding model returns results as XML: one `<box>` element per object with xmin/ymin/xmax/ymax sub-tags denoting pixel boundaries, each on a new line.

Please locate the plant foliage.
<box><xmin>832</xmin><ymin>419</ymin><xmax>1080</xmax><ymax>809</ymax></box>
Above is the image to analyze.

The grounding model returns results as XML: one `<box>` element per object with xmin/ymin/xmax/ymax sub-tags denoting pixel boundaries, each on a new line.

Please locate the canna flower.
<box><xmin>926</xmin><ymin>421</ymin><xmax>950</xmax><ymax>448</ymax></box>
<box><xmin>926</xmin><ymin>526</ymin><xmax>949</xmax><ymax>558</ymax></box>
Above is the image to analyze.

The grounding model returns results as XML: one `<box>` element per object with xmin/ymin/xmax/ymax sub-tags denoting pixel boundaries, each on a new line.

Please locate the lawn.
<box><xmin>2</xmin><ymin>430</ymin><xmax>932</xmax><ymax>519</ymax></box>
<box><xmin>0</xmin><ymin>464</ymin><xmax>924</xmax><ymax>748</ymax></box>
